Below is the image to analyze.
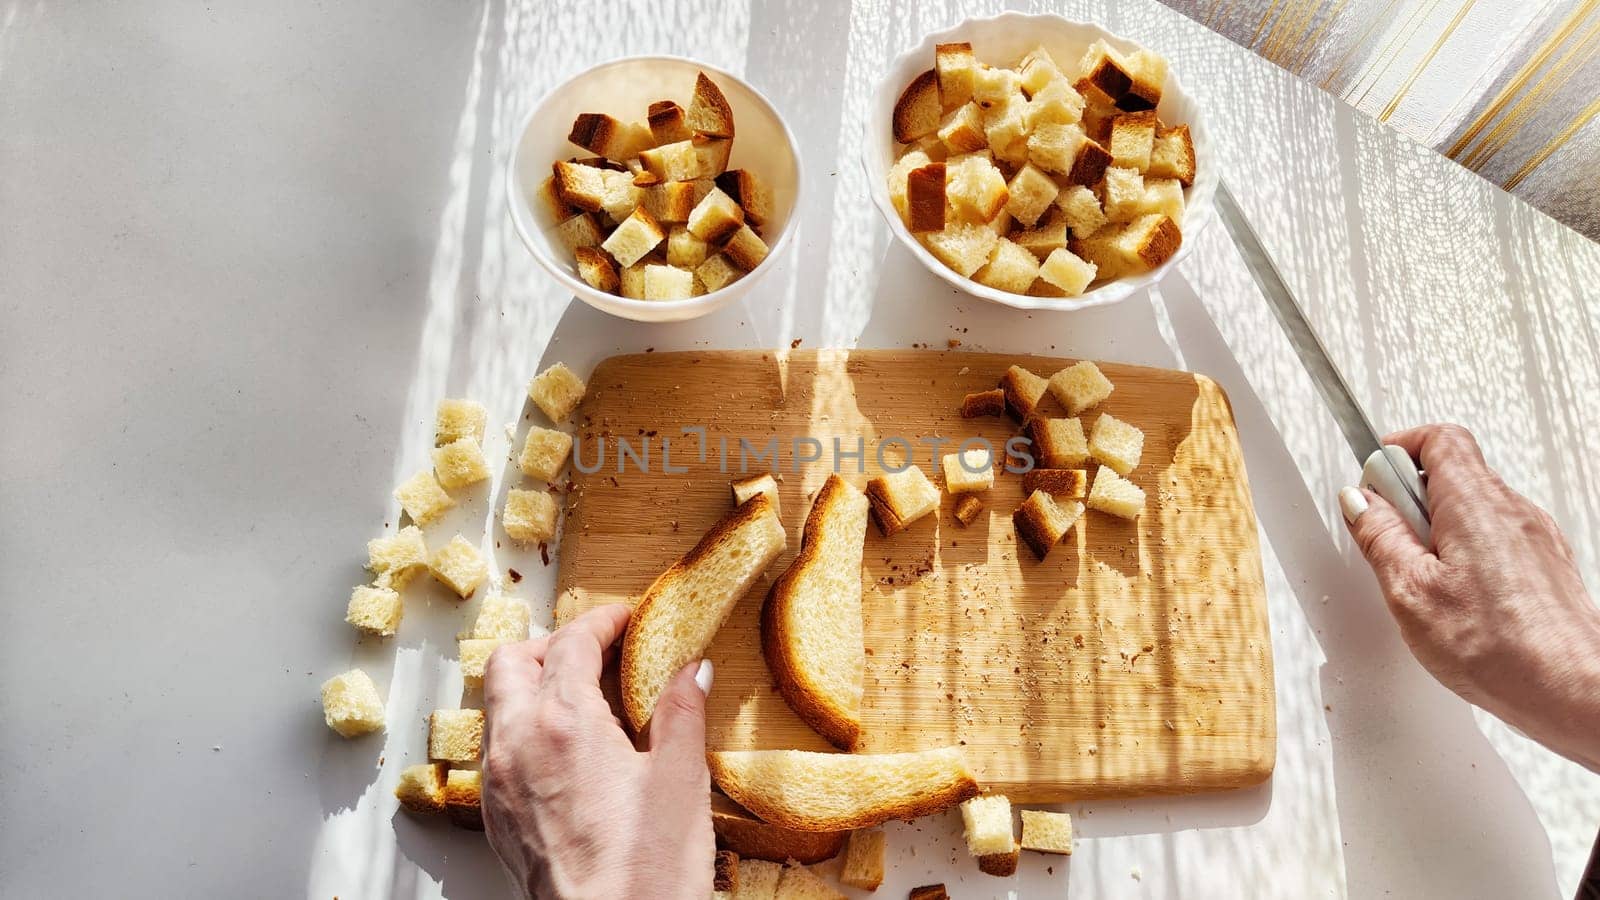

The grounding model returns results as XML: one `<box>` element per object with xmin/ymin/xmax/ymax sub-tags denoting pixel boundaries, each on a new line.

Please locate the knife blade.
<box><xmin>1213</xmin><ymin>181</ymin><xmax>1433</xmax><ymax>547</ymax></box>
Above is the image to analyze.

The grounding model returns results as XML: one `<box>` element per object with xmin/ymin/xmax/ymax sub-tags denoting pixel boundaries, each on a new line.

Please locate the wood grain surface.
<box><xmin>555</xmin><ymin>350</ymin><xmax>1275</xmax><ymax>802</ymax></box>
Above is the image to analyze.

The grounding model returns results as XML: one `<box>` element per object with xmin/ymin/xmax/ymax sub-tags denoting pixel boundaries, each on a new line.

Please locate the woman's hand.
<box><xmin>480</xmin><ymin>603</ymin><xmax>715</xmax><ymax>899</ymax></box>
<box><xmin>1340</xmin><ymin>423</ymin><xmax>1600</xmax><ymax>770</ymax></box>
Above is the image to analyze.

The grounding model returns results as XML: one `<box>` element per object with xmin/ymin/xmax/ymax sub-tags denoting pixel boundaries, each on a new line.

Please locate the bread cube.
<box><xmin>731</xmin><ymin>473</ymin><xmax>781</xmax><ymax>516</ymax></box>
<box><xmin>666</xmin><ymin>225</ymin><xmax>710</xmax><ymax>268</ymax></box>
<box><xmin>647</xmin><ymin>99</ymin><xmax>693</xmax><ymax>145</ymax></box>
<box><xmin>535</xmin><ymin>175</ymin><xmax>577</xmax><ymax>222</ymax></box>
<box><xmin>909</xmin><ymin>887</ymin><xmax>949</xmax><ymax>900</ymax></box>
<box><xmin>1021</xmin><ymin>468</ymin><xmax>1089</xmax><ymax>498</ymax></box>
<box><xmin>1004</xmin><ymin>163</ymin><xmax>1059</xmax><ymax>227</ymax></box>
<box><xmin>938</xmin><ymin>102</ymin><xmax>988</xmax><ymax>154</ymax></box>
<box><xmin>1029</xmin><ymin>417</ymin><xmax>1089</xmax><ymax>468</ymax></box>
<box><xmin>923</xmin><ymin>222</ymin><xmax>998</xmax><ymax>278</ymax></box>
<box><xmin>738</xmin><ymin>859</ymin><xmax>785</xmax><ymax>899</ymax></box>
<box><xmin>429</xmin><ymin>534</ymin><xmax>487</xmax><ymax>598</ymax></box>
<box><xmin>960</xmin><ymin>388</ymin><xmax>1006</xmax><ymax>418</ymax></box>
<box><xmin>696</xmin><ymin>253</ymin><xmax>744</xmax><ymax>292</ymax></box>
<box><xmin>445</xmin><ymin>768</ymin><xmax>484</xmax><ymax>830</ymax></box>
<box><xmin>504</xmin><ymin>487</ymin><xmax>559</xmax><ymax>543</ymax></box>
<box><xmin>960</xmin><ymin>795</ymin><xmax>1016</xmax><ymax>857</ymax></box>
<box><xmin>528</xmin><ymin>363</ymin><xmax>587</xmax><ymax>421</ymax></box>
<box><xmin>320</xmin><ymin>669</ymin><xmax>385</xmax><ymax>738</ymax></box>
<box><xmin>1089</xmin><ymin>412</ymin><xmax>1144</xmax><ymax>474</ymax></box>
<box><xmin>953</xmin><ymin>494</ymin><xmax>984</xmax><ymax>527</ymax></box>
<box><xmin>906</xmin><ymin>162</ymin><xmax>947</xmax><ymax>232</ymax></box>
<box><xmin>567</xmin><ymin>113</ymin><xmax>652</xmax><ymax>161</ymax></box>
<box><xmin>947</xmin><ymin>154</ymin><xmax>1009</xmax><ymax>222</ymax></box>
<box><xmin>1013</xmin><ymin>491</ymin><xmax>1084</xmax><ymax>561</ymax></box>
<box><xmin>774</xmin><ymin>865</ymin><xmax>845</xmax><ymax>898</ymax></box>
<box><xmin>715</xmin><ymin>169</ymin><xmax>774</xmax><ymax>227</ymax></box>
<box><xmin>999</xmin><ymin>364</ymin><xmax>1050</xmax><ymax>423</ymax></box>
<box><xmin>720</xmin><ymin>225</ymin><xmax>769</xmax><ymax>271</ymax></box>
<box><xmin>619</xmin><ymin>261</ymin><xmax>648</xmax><ymax>298</ymax></box>
<box><xmin>428</xmin><ymin>708</ymin><xmax>484</xmax><ymax>762</ymax></box>
<box><xmin>893</xmin><ymin>68</ymin><xmax>942</xmax><ymax>142</ymax></box>
<box><xmin>971</xmin><ymin>65</ymin><xmax>1021</xmax><ymax>107</ymax></box>
<box><xmin>346</xmin><ymin>584</ymin><xmax>404</xmax><ymax>636</ymax></box>
<box><xmin>597</xmin><ymin>169</ymin><xmax>643</xmax><ymax>223</ymax></box>
<box><xmin>913</xmin><ymin>134</ymin><xmax>950</xmax><ymax>163</ymax></box>
<box><xmin>1013</xmin><ymin>223</ymin><xmax>1068</xmax><ymax>260</ymax></box>
<box><xmin>394</xmin><ymin>470</ymin><xmax>455</xmax><ymax>526</ymax></box>
<box><xmin>459</xmin><ymin>637</ymin><xmax>508</xmax><ymax>689</ymax></box>
<box><xmin>1102</xmin><ymin>166</ymin><xmax>1146</xmax><ymax>222</ymax></box>
<box><xmin>984</xmin><ymin>206</ymin><xmax>1014</xmax><ymax>237</ymax></box>
<box><xmin>551</xmin><ymin>160</ymin><xmax>608</xmax><ymax>212</ymax></box>
<box><xmin>1109</xmin><ymin>110</ymin><xmax>1157</xmax><ymax>170</ymax></box>
<box><xmin>1087</xmin><ymin>465</ymin><xmax>1145</xmax><ymax>519</ymax></box>
<box><xmin>835</xmin><ymin>829</ymin><xmax>886</xmax><ymax>891</ymax></box>
<box><xmin>1025</xmin><ymin>77</ymin><xmax>1085</xmax><ymax>129</ymax></box>
<box><xmin>1056</xmin><ymin>184</ymin><xmax>1108</xmax><ymax>239</ymax></box>
<box><xmin>518</xmin><ymin>425</ymin><xmax>572</xmax><ymax>482</ymax></box>
<box><xmin>1038</xmin><ymin>248</ymin><xmax>1097</xmax><ymax>295</ymax></box>
<box><xmin>367</xmin><ymin>525</ymin><xmax>429</xmax><ymax>589</ymax></box>
<box><xmin>1136</xmin><ymin>176</ymin><xmax>1185</xmax><ymax>224</ymax></box>
<box><xmin>434</xmin><ymin>399</ymin><xmax>487</xmax><ymax>446</ymax></box>
<box><xmin>1049</xmin><ymin>360</ymin><xmax>1114</xmax><ymax>414</ymax></box>
<box><xmin>553</xmin><ymin>212</ymin><xmax>603</xmax><ymax>254</ymax></box>
<box><xmin>692</xmin><ymin>136</ymin><xmax>733</xmax><ymax>178</ymax></box>
<box><xmin>886</xmin><ymin>149</ymin><xmax>932</xmax><ymax>219</ymax></box>
<box><xmin>1026</xmin><ymin>122</ymin><xmax>1091</xmax><ymax>180</ymax></box>
<box><xmin>1074</xmin><ymin>214</ymin><xmax>1182</xmax><ymax>276</ymax></box>
<box><xmin>942</xmin><ymin>448</ymin><xmax>994</xmax><ymax>494</ymax></box>
<box><xmin>643</xmin><ymin>263</ymin><xmax>695</xmax><ymax>300</ymax></box>
<box><xmin>638</xmin><ymin>139</ymin><xmax>701</xmax><ymax>181</ymax></box>
<box><xmin>865</xmin><ymin>464</ymin><xmax>941</xmax><ymax>536</ymax></box>
<box><xmin>574</xmin><ymin>246</ymin><xmax>620</xmax><ymax>293</ymax></box>
<box><xmin>935</xmin><ymin>42</ymin><xmax>978</xmax><ymax>110</ymax></box>
<box><xmin>981</xmin><ymin>96</ymin><xmax>1030</xmax><ymax>165</ymax></box>
<box><xmin>974</xmin><ymin>238</ymin><xmax>1041</xmax><ymax>294</ymax></box>
<box><xmin>1148</xmin><ymin>123</ymin><xmax>1196</xmax><ymax>185</ymax></box>
<box><xmin>394</xmin><ymin>762</ymin><xmax>448</xmax><ymax>815</ymax></box>
<box><xmin>638</xmin><ymin>181</ymin><xmax>696</xmax><ymax>224</ymax></box>
<box><xmin>1079</xmin><ymin>39</ymin><xmax>1163</xmax><ymax>111</ymax></box>
<box><xmin>1020</xmin><ymin>810</ymin><xmax>1073</xmax><ymax>855</ymax></box>
<box><xmin>432</xmin><ymin>437</ymin><xmax>491</xmax><ymax>491</ymax></box>
<box><xmin>601</xmin><ymin>207</ymin><xmax>665</xmax><ymax>268</ymax></box>
<box><xmin>687</xmin><ymin>187</ymin><xmax>745</xmax><ymax>243</ymax></box>
<box><xmin>474</xmin><ymin>592</ymin><xmax>534</xmax><ymax>640</ymax></box>
<box><xmin>687</xmin><ymin>72</ymin><xmax>736</xmax><ymax>138</ymax></box>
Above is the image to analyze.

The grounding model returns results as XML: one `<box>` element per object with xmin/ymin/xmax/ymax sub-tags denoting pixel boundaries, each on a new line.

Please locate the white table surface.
<box><xmin>3</xmin><ymin>1</ymin><xmax>1597</xmax><ymax>898</ymax></box>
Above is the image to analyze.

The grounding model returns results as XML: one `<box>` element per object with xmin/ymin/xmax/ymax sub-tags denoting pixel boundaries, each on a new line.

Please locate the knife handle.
<box><xmin>1361</xmin><ymin>445</ymin><xmax>1433</xmax><ymax>550</ymax></box>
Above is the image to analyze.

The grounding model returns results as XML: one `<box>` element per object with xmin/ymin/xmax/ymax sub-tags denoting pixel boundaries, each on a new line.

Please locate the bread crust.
<box><xmin>708</xmin><ymin>749</ymin><xmax>980</xmax><ymax>832</ymax></box>
<box><xmin>909</xmin><ymin>886</ymin><xmax>949</xmax><ymax>900</ymax></box>
<box><xmin>952</xmin><ymin>494</ymin><xmax>984</xmax><ymax>527</ymax></box>
<box><xmin>761</xmin><ymin>475</ymin><xmax>867</xmax><ymax>750</ymax></box>
<box><xmin>1014</xmin><ymin>493</ymin><xmax>1066</xmax><ymax>560</ymax></box>
<box><xmin>977</xmin><ymin>848</ymin><xmax>1020</xmax><ymax>876</ymax></box>
<box><xmin>960</xmin><ymin>388</ymin><xmax>1005</xmax><ymax>418</ymax></box>
<box><xmin>711</xmin><ymin>793</ymin><xmax>847</xmax><ymax>863</ymax></box>
<box><xmin>689</xmin><ymin>72</ymin><xmax>736</xmax><ymax>138</ymax></box>
<box><xmin>906</xmin><ymin>163</ymin><xmax>947</xmax><ymax>233</ymax></box>
<box><xmin>1067</xmin><ymin>139</ymin><xmax>1113</xmax><ymax>187</ymax></box>
<box><xmin>999</xmin><ymin>366</ymin><xmax>1048</xmax><ymax>423</ymax></box>
<box><xmin>620</xmin><ymin>494</ymin><xmax>782</xmax><ymax>731</ymax></box>
<box><xmin>1137</xmin><ymin>214</ymin><xmax>1183</xmax><ymax>267</ymax></box>
<box><xmin>1021</xmin><ymin>468</ymin><xmax>1088</xmax><ymax>498</ymax></box>
<box><xmin>893</xmin><ymin>69</ymin><xmax>942</xmax><ymax>143</ymax></box>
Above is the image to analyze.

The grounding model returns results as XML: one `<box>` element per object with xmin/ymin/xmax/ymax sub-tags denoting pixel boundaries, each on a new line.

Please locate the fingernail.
<box><xmin>693</xmin><ymin>659</ymin><xmax>714</xmax><ymax>696</ymax></box>
<box><xmin>1338</xmin><ymin>486</ymin><xmax>1368</xmax><ymax>524</ymax></box>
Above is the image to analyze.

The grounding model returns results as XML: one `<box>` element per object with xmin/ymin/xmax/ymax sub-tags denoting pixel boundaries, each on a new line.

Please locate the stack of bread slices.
<box><xmin>888</xmin><ymin>39</ymin><xmax>1196</xmax><ymax>298</ymax></box>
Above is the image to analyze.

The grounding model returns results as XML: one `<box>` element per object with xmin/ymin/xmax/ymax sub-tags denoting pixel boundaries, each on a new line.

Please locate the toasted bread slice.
<box><xmin>708</xmin><ymin>747</ymin><xmax>980</xmax><ymax>832</ymax></box>
<box><xmin>711</xmin><ymin>793</ymin><xmax>848</xmax><ymax>863</ymax></box>
<box><xmin>688</xmin><ymin>72</ymin><xmax>736</xmax><ymax>138</ymax></box>
<box><xmin>893</xmin><ymin>69</ymin><xmax>943</xmax><ymax>143</ymax></box>
<box><xmin>762</xmin><ymin>475</ymin><xmax>870</xmax><ymax>750</ymax></box>
<box><xmin>620</xmin><ymin>495</ymin><xmax>786</xmax><ymax>731</ymax></box>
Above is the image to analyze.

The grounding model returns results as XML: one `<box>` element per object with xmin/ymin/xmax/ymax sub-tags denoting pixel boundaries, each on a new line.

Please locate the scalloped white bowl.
<box><xmin>864</xmin><ymin>12</ymin><xmax>1217</xmax><ymax>312</ymax></box>
<box><xmin>508</xmin><ymin>56</ymin><xmax>802</xmax><ymax>323</ymax></box>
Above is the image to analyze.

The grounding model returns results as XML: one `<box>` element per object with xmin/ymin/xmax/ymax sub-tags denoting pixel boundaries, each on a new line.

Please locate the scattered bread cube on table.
<box><xmin>346</xmin><ymin>584</ymin><xmax>403</xmax><ymax>637</ymax></box>
<box><xmin>528</xmin><ymin>363</ymin><xmax>586</xmax><ymax>422</ymax></box>
<box><xmin>1089</xmin><ymin>412</ymin><xmax>1144</xmax><ymax>474</ymax></box>
<box><xmin>458</xmin><ymin>637</ymin><xmax>508</xmax><ymax>690</ymax></box>
<box><xmin>865</xmin><ymin>464</ymin><xmax>941</xmax><ymax>536</ymax></box>
<box><xmin>503</xmin><ymin>487</ymin><xmax>559</xmax><ymax>544</ymax></box>
<box><xmin>367</xmin><ymin>524</ymin><xmax>428</xmax><ymax>589</ymax></box>
<box><xmin>474</xmin><ymin>593</ymin><xmax>534</xmax><ymax>640</ymax></box>
<box><xmin>518</xmin><ymin>425</ymin><xmax>573</xmax><ymax>482</ymax></box>
<box><xmin>429</xmin><ymin>534</ymin><xmax>488</xmax><ymax>598</ymax></box>
<box><xmin>320</xmin><ymin>669</ymin><xmax>385</xmax><ymax>738</ymax></box>
<box><xmin>394</xmin><ymin>470</ymin><xmax>455</xmax><ymax>526</ymax></box>
<box><xmin>961</xmin><ymin>795</ymin><xmax>1021</xmax><ymax>876</ymax></box>
<box><xmin>941</xmin><ymin>448</ymin><xmax>994</xmax><ymax>494</ymax></box>
<box><xmin>1013</xmin><ymin>490</ymin><xmax>1084</xmax><ymax>561</ymax></box>
<box><xmin>1087</xmin><ymin>465</ymin><xmax>1146</xmax><ymax>519</ymax></box>
<box><xmin>428</xmin><ymin>708</ymin><xmax>484</xmax><ymax>762</ymax></box>
<box><xmin>840</xmin><ymin>829</ymin><xmax>886</xmax><ymax>890</ymax></box>
<box><xmin>431</xmin><ymin>437</ymin><xmax>491</xmax><ymax>491</ymax></box>
<box><xmin>1048</xmin><ymin>360</ymin><xmax>1114</xmax><ymax>414</ymax></box>
<box><xmin>435</xmin><ymin>399</ymin><xmax>486</xmax><ymax>446</ymax></box>
<box><xmin>444</xmin><ymin>768</ymin><xmax>484</xmax><ymax>830</ymax></box>
<box><xmin>1020</xmin><ymin>809</ymin><xmax>1074</xmax><ymax>855</ymax></box>
<box><xmin>394</xmin><ymin>762</ymin><xmax>448</xmax><ymax>815</ymax></box>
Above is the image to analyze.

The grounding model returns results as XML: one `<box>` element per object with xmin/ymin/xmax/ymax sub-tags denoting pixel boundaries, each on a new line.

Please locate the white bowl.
<box><xmin>864</xmin><ymin>12</ymin><xmax>1217</xmax><ymax>312</ymax></box>
<box><xmin>507</xmin><ymin>56</ymin><xmax>802</xmax><ymax>323</ymax></box>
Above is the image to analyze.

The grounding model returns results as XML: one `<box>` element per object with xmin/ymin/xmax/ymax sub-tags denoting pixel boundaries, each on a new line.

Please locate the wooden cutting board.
<box><xmin>555</xmin><ymin>350</ymin><xmax>1274</xmax><ymax>802</ymax></box>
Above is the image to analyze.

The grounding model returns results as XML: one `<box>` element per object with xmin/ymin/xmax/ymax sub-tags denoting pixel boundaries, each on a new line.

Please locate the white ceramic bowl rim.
<box><xmin>505</xmin><ymin>54</ymin><xmax>804</xmax><ymax>315</ymax></box>
<box><xmin>862</xmin><ymin>11</ymin><xmax>1219</xmax><ymax>312</ymax></box>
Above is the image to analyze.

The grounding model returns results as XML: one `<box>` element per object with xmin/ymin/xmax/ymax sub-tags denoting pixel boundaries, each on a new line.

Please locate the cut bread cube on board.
<box><xmin>973</xmin><ymin>237</ymin><xmax>1040</xmax><ymax>294</ymax></box>
<box><xmin>923</xmin><ymin>222</ymin><xmax>999</xmax><ymax>278</ymax></box>
<box><xmin>394</xmin><ymin>470</ymin><xmax>455</xmax><ymax>526</ymax></box>
<box><xmin>840</xmin><ymin>829</ymin><xmax>886</xmax><ymax>890</ymax></box>
<box><xmin>435</xmin><ymin>399</ymin><xmax>487</xmax><ymax>446</ymax></box>
<box><xmin>428</xmin><ymin>708</ymin><xmax>484</xmax><ymax>762</ymax></box>
<box><xmin>321</xmin><ymin>669</ymin><xmax>385</xmax><ymax>737</ymax></box>
<box><xmin>1049</xmin><ymin>360</ymin><xmax>1114</xmax><ymax>414</ymax></box>
<box><xmin>646</xmin><ymin>99</ymin><xmax>693</xmax><ymax>145</ymax></box>
<box><xmin>716</xmin><ymin>169</ymin><xmax>773</xmax><ymax>227</ymax></box>
<box><xmin>1090</xmin><ymin>412</ymin><xmax>1144</xmax><ymax>474</ymax></box>
<box><xmin>953</xmin><ymin>494</ymin><xmax>984</xmax><ymax>527</ymax></box>
<box><xmin>1038</xmin><ymin>247</ymin><xmax>1097</xmax><ymax>295</ymax></box>
<box><xmin>394</xmin><ymin>762</ymin><xmax>448</xmax><ymax>815</ymax></box>
<box><xmin>947</xmin><ymin>154</ymin><xmax>1009</xmax><ymax>222</ymax></box>
<box><xmin>1021</xmin><ymin>468</ymin><xmax>1088</xmax><ymax>498</ymax></box>
<box><xmin>687</xmin><ymin>71</ymin><xmax>736</xmax><ymax>137</ymax></box>
<box><xmin>444</xmin><ymin>768</ymin><xmax>484</xmax><ymax>830</ymax></box>
<box><xmin>942</xmin><ymin>448</ymin><xmax>994</xmax><ymax>494</ymax></box>
<box><xmin>938</xmin><ymin>102</ymin><xmax>988</xmax><ymax>154</ymax></box>
<box><xmin>1057</xmin><ymin>184</ymin><xmax>1108</xmax><ymax>239</ymax></box>
<box><xmin>865</xmin><ymin>464</ymin><xmax>940</xmax><ymax>536</ymax></box>
<box><xmin>961</xmin><ymin>388</ymin><xmax>1006</xmax><ymax>418</ymax></box>
<box><xmin>518</xmin><ymin>425</ymin><xmax>573</xmax><ymax>481</ymax></box>
<box><xmin>1013</xmin><ymin>222</ymin><xmax>1068</xmax><ymax>260</ymax></box>
<box><xmin>619</xmin><ymin>495</ymin><xmax>786</xmax><ymax>731</ymax></box>
<box><xmin>906</xmin><ymin>163</ymin><xmax>947</xmax><ymax>233</ymax></box>
<box><xmin>762</xmin><ymin>476</ymin><xmax>870</xmax><ymax>750</ymax></box>
<box><xmin>1109</xmin><ymin>110</ymin><xmax>1158</xmax><ymax>170</ymax></box>
<box><xmin>432</xmin><ymin>437</ymin><xmax>491</xmax><ymax>491</ymax></box>
<box><xmin>721</xmin><ymin>225</ymin><xmax>769</xmax><ymax>271</ymax></box>
<box><xmin>1102</xmin><ymin>166</ymin><xmax>1146</xmax><ymax>222</ymax></box>
<box><xmin>643</xmin><ymin>263</ymin><xmax>695</xmax><ymax>300</ymax></box>
<box><xmin>1004</xmin><ymin>163</ymin><xmax>1059</xmax><ymax>227</ymax></box>
<box><xmin>347</xmin><ymin>584</ymin><xmax>403</xmax><ymax>637</ymax></box>
<box><xmin>887</xmin><ymin>149</ymin><xmax>932</xmax><ymax>219</ymax></box>
<box><xmin>687</xmin><ymin>187</ymin><xmax>746</xmax><ymax>242</ymax></box>
<box><xmin>474</xmin><ymin>593</ymin><xmax>534</xmax><ymax>640</ymax></box>
<box><xmin>893</xmin><ymin>69</ymin><xmax>943</xmax><ymax>142</ymax></box>
<box><xmin>503</xmin><ymin>488</ymin><xmax>559</xmax><ymax>544</ymax></box>
<box><xmin>601</xmin><ymin>207</ymin><xmax>665</xmax><ymax>268</ymax></box>
<box><xmin>667</xmin><ymin>225</ymin><xmax>710</xmax><ymax>268</ymax></box>
<box><xmin>566</xmin><ymin>113</ymin><xmax>653</xmax><ymax>161</ymax></box>
<box><xmin>429</xmin><ymin>534</ymin><xmax>488</xmax><ymax>598</ymax></box>
<box><xmin>1000</xmin><ymin>364</ymin><xmax>1050</xmax><ymax>423</ymax></box>
<box><xmin>638</xmin><ymin>139</ymin><xmax>701</xmax><ymax>181</ymax></box>
<box><xmin>731</xmin><ymin>472</ymin><xmax>780</xmax><ymax>515</ymax></box>
<box><xmin>709</xmin><ymin>746</ymin><xmax>979</xmax><ymax>832</ymax></box>
<box><xmin>961</xmin><ymin>795</ymin><xmax>1020</xmax><ymax>875</ymax></box>
<box><xmin>1029</xmin><ymin>416</ymin><xmax>1090</xmax><ymax>468</ymax></box>
<box><xmin>1148</xmin><ymin>123</ymin><xmax>1196</xmax><ymax>185</ymax></box>
<box><xmin>458</xmin><ymin>637</ymin><xmax>508</xmax><ymax>690</ymax></box>
<box><xmin>1020</xmin><ymin>809</ymin><xmax>1074</xmax><ymax>854</ymax></box>
<box><xmin>574</xmin><ymin>246</ymin><xmax>620</xmax><ymax>293</ymax></box>
<box><xmin>1087</xmin><ymin>465</ymin><xmax>1146</xmax><ymax>519</ymax></box>
<box><xmin>712</xmin><ymin>793</ymin><xmax>847</xmax><ymax>864</ymax></box>
<box><xmin>1013</xmin><ymin>490</ymin><xmax>1084</xmax><ymax>560</ymax></box>
<box><xmin>935</xmin><ymin>42</ymin><xmax>977</xmax><ymax>110</ymax></box>
<box><xmin>528</xmin><ymin>363</ymin><xmax>586</xmax><ymax>421</ymax></box>
<box><xmin>696</xmin><ymin>253</ymin><xmax>744</xmax><ymax>292</ymax></box>
<box><xmin>367</xmin><ymin>525</ymin><xmax>428</xmax><ymax>589</ymax></box>
<box><xmin>775</xmin><ymin>864</ymin><xmax>845</xmax><ymax>899</ymax></box>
